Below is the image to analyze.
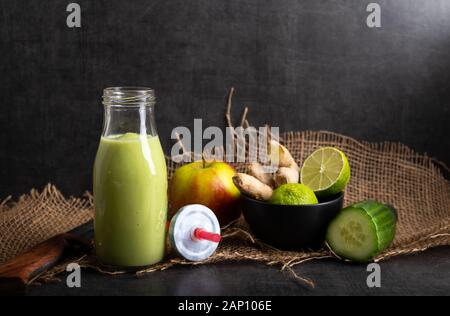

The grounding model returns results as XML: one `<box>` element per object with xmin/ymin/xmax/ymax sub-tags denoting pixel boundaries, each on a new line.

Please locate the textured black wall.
<box><xmin>1</xmin><ymin>0</ymin><xmax>449</xmax><ymax>198</ymax></box>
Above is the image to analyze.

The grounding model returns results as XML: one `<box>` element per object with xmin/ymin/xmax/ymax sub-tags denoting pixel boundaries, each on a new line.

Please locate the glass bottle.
<box><xmin>94</xmin><ymin>87</ymin><xmax>168</xmax><ymax>267</ymax></box>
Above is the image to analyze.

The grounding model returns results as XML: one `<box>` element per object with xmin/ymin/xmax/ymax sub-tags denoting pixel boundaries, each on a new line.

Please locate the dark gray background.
<box><xmin>1</xmin><ymin>0</ymin><xmax>449</xmax><ymax>198</ymax></box>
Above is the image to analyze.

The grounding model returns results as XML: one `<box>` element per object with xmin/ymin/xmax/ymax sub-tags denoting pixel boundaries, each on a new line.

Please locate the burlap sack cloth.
<box><xmin>1</xmin><ymin>131</ymin><xmax>449</xmax><ymax>286</ymax></box>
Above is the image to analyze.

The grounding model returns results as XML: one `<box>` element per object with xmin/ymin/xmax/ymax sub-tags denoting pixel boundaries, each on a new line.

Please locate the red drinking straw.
<box><xmin>193</xmin><ymin>228</ymin><xmax>221</xmax><ymax>243</ymax></box>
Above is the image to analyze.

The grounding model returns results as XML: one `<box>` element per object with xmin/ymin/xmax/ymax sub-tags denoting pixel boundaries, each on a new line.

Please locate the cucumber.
<box><xmin>326</xmin><ymin>201</ymin><xmax>397</xmax><ymax>262</ymax></box>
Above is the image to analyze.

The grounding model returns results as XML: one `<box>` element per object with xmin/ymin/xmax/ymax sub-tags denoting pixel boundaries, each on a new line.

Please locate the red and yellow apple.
<box><xmin>169</xmin><ymin>161</ymin><xmax>241</xmax><ymax>225</ymax></box>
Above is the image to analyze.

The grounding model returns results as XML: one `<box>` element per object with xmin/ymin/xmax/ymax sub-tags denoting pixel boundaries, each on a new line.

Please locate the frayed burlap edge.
<box><xmin>0</xmin><ymin>184</ymin><xmax>93</xmax><ymax>264</ymax></box>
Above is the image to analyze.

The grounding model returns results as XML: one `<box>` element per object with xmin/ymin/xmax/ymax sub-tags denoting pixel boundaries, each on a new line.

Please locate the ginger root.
<box><xmin>234</xmin><ymin>142</ymin><xmax>301</xmax><ymax>199</ymax></box>
<box><xmin>268</xmin><ymin>141</ymin><xmax>300</xmax><ymax>187</ymax></box>
<box><xmin>269</xmin><ymin>140</ymin><xmax>299</xmax><ymax>170</ymax></box>
<box><xmin>233</xmin><ymin>173</ymin><xmax>273</xmax><ymax>201</ymax></box>
<box><xmin>274</xmin><ymin>167</ymin><xmax>300</xmax><ymax>187</ymax></box>
<box><xmin>247</xmin><ymin>162</ymin><xmax>275</xmax><ymax>188</ymax></box>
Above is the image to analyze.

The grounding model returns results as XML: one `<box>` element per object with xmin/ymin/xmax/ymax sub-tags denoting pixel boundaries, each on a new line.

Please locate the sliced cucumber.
<box><xmin>326</xmin><ymin>201</ymin><xmax>397</xmax><ymax>262</ymax></box>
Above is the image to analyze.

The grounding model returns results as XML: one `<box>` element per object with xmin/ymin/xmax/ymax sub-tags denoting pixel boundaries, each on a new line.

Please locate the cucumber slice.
<box><xmin>326</xmin><ymin>201</ymin><xmax>397</xmax><ymax>262</ymax></box>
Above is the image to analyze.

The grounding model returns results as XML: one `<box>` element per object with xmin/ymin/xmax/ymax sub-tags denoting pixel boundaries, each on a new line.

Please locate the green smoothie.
<box><xmin>94</xmin><ymin>133</ymin><xmax>168</xmax><ymax>267</ymax></box>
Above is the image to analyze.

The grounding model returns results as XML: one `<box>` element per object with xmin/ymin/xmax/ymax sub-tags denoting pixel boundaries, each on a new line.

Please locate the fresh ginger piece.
<box><xmin>247</xmin><ymin>162</ymin><xmax>275</xmax><ymax>188</ymax></box>
<box><xmin>233</xmin><ymin>173</ymin><xmax>273</xmax><ymax>201</ymax></box>
<box><xmin>274</xmin><ymin>167</ymin><xmax>300</xmax><ymax>187</ymax></box>
<box><xmin>269</xmin><ymin>140</ymin><xmax>299</xmax><ymax>170</ymax></box>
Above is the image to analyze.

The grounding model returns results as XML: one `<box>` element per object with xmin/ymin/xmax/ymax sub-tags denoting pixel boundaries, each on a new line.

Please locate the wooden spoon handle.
<box><xmin>0</xmin><ymin>233</ymin><xmax>91</xmax><ymax>284</ymax></box>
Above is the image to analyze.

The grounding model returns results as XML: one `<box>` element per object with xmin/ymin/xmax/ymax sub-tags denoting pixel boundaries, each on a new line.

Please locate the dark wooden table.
<box><xmin>29</xmin><ymin>249</ymin><xmax>449</xmax><ymax>296</ymax></box>
<box><xmin>27</xmin><ymin>224</ymin><xmax>450</xmax><ymax>296</ymax></box>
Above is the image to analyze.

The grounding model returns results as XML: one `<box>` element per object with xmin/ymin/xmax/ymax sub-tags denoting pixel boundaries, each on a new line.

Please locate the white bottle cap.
<box><xmin>169</xmin><ymin>204</ymin><xmax>221</xmax><ymax>262</ymax></box>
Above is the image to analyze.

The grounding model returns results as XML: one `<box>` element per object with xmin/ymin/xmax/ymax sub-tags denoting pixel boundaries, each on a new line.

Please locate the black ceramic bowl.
<box><xmin>241</xmin><ymin>193</ymin><xmax>344</xmax><ymax>250</ymax></box>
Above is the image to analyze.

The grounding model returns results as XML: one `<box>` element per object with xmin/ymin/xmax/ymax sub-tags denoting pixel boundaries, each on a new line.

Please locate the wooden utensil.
<box><xmin>0</xmin><ymin>233</ymin><xmax>91</xmax><ymax>295</ymax></box>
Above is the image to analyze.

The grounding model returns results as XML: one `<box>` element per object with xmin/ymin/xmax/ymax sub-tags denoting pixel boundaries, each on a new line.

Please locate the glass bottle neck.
<box><xmin>102</xmin><ymin>105</ymin><xmax>157</xmax><ymax>137</ymax></box>
<box><xmin>101</xmin><ymin>87</ymin><xmax>157</xmax><ymax>138</ymax></box>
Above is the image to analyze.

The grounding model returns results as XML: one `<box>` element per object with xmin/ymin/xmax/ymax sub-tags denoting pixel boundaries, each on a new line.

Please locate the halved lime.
<box><xmin>300</xmin><ymin>147</ymin><xmax>350</xmax><ymax>197</ymax></box>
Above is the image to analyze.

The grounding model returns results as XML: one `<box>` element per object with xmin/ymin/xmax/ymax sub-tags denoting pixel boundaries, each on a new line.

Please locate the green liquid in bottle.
<box><xmin>94</xmin><ymin>133</ymin><xmax>168</xmax><ymax>267</ymax></box>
